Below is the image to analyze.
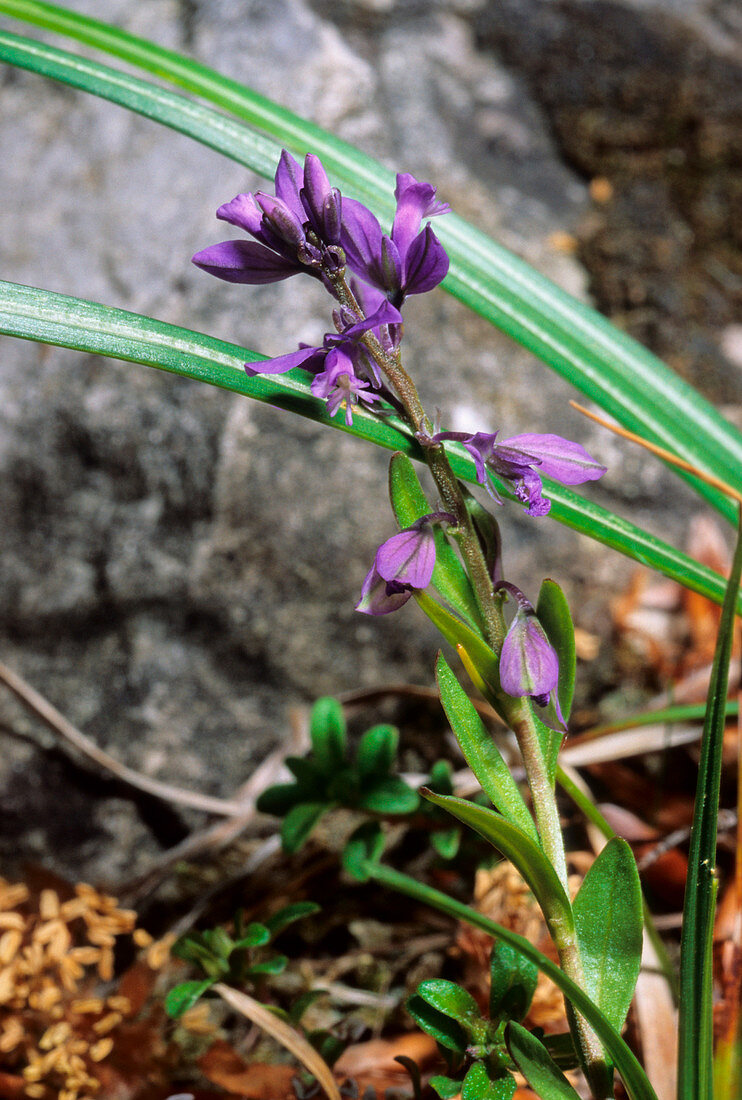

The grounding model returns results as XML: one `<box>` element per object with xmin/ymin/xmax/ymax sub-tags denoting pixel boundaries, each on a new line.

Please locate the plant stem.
<box><xmin>511</xmin><ymin>703</ymin><xmax>568</xmax><ymax>889</ymax></box>
<box><xmin>330</xmin><ymin>269</ymin><xmax>608</xmax><ymax>1094</ymax></box>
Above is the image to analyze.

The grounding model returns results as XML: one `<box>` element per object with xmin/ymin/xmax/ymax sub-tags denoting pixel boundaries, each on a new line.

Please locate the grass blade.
<box><xmin>678</xmin><ymin>506</ymin><xmax>742</xmax><ymax>1100</ymax></box>
<box><xmin>2</xmin><ymin>2</ymin><xmax>741</xmax><ymax>521</ymax></box>
<box><xmin>1</xmin><ymin>277</ymin><xmax>740</xmax><ymax>617</ymax></box>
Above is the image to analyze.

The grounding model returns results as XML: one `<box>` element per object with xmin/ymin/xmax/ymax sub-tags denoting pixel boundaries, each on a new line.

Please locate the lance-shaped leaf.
<box><xmin>506</xmin><ymin>1022</ymin><xmax>582</xmax><ymax>1099</ymax></box>
<box><xmin>435</xmin><ymin>652</ymin><xmax>538</xmax><ymax>844</ymax></box>
<box><xmin>309</xmin><ymin>696</ymin><xmax>346</xmax><ymax>774</ymax></box>
<box><xmin>421</xmin><ymin>791</ymin><xmax>574</xmax><ymax>938</ymax></box>
<box><xmin>489</xmin><ymin>940</ymin><xmax>538</xmax><ymax>1024</ymax></box>
<box><xmin>0</xmin><ymin>279</ymin><xmax>738</xmax><ymax>615</ymax></box>
<box><xmin>165</xmin><ymin>979</ymin><xmax>215</xmax><ymax>1019</ymax></box>
<box><xmin>679</xmin><ymin>507</ymin><xmax>742</xmax><ymax>1100</ymax></box>
<box><xmin>536</xmin><ymin>579</ymin><xmax>576</xmax><ymax>723</ymax></box>
<box><xmin>573</xmin><ymin>838</ymin><xmax>643</xmax><ymax>1034</ymax></box>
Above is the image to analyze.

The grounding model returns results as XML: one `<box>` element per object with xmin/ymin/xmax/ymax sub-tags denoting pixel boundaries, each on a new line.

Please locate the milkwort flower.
<box><xmin>192</xmin><ymin>150</ymin><xmax>344</xmax><ymax>288</ymax></box>
<box><xmin>496</xmin><ymin>582</ymin><xmax>566</xmax><ymax>729</ymax></box>
<box><xmin>243</xmin><ymin>298</ymin><xmax>402</xmax><ymax>425</ymax></box>
<box><xmin>341</xmin><ymin>173</ymin><xmax>450</xmax><ymax>307</ymax></box>
<box><xmin>356</xmin><ymin>512</ymin><xmax>456</xmax><ymax>615</ymax></box>
<box><xmin>434</xmin><ymin>430</ymin><xmax>606</xmax><ymax>516</ymax></box>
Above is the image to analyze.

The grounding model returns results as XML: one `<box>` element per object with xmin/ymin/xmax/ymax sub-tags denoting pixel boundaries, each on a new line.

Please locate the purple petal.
<box><xmin>217</xmin><ymin>193</ymin><xmax>264</xmax><ymax>235</ymax></box>
<box><xmin>350</xmin><ymin>278</ymin><xmax>387</xmax><ymax>317</ymax></box>
<box><xmin>335</xmin><ymin>299</ymin><xmax>403</xmax><ymax>343</ymax></box>
<box><xmin>375</xmin><ymin>526</ymin><xmax>436</xmax><ymax>589</ymax></box>
<box><xmin>392</xmin><ymin>175</ymin><xmax>449</xmax><ymax>255</ymax></box>
<box><xmin>340</xmin><ymin>198</ymin><xmax>384</xmax><ymax>282</ymax></box>
<box><xmin>273</xmin><ymin>149</ymin><xmax>305</xmax><ymax>220</ymax></box>
<box><xmin>499</xmin><ymin>434</ymin><xmax>607</xmax><ymax>485</ymax></box>
<box><xmin>402</xmin><ymin>225</ymin><xmax>450</xmax><ymax>294</ymax></box>
<box><xmin>245</xmin><ymin>345</ymin><xmax>323</xmax><ymax>377</ymax></box>
<box><xmin>192</xmin><ymin>240</ymin><xmax>302</xmax><ymax>284</ymax></box>
<box><xmin>355</xmin><ymin>566</ymin><xmax>413</xmax><ymax>615</ymax></box>
<box><xmin>255</xmin><ymin>193</ymin><xmax>306</xmax><ymax>249</ymax></box>
<box><xmin>499</xmin><ymin>612</ymin><xmax>559</xmax><ymax>700</ymax></box>
<box><xmin>301</xmin><ymin>154</ymin><xmax>341</xmax><ymax>242</ymax></box>
<box><xmin>310</xmin><ymin>348</ymin><xmax>356</xmax><ymax>397</ymax></box>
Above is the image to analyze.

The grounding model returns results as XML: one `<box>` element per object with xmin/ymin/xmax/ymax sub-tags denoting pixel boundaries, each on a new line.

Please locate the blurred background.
<box><xmin>0</xmin><ymin>0</ymin><xmax>740</xmax><ymax>882</ymax></box>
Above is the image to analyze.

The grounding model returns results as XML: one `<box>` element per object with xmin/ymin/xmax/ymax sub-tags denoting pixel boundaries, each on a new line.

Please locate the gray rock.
<box><xmin>0</xmin><ymin>0</ymin><xmax>736</xmax><ymax>881</ymax></box>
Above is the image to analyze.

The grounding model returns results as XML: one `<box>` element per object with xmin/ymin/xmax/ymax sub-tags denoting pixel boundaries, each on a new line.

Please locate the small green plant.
<box><xmin>257</xmin><ymin>696</ymin><xmax>419</xmax><ymax>852</ymax></box>
<box><xmin>408</xmin><ymin>942</ymin><xmax>580</xmax><ymax>1100</ymax></box>
<box><xmin>165</xmin><ymin>900</ymin><xmax>320</xmax><ymax>1020</ymax></box>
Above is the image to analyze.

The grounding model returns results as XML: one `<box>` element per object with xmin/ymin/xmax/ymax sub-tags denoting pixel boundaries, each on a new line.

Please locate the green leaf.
<box><xmin>489</xmin><ymin>940</ymin><xmax>538</xmax><ymax>1023</ymax></box>
<box><xmin>431</xmin><ymin>828</ymin><xmax>461</xmax><ymax>861</ymax></box>
<box><xmin>165</xmin><ymin>979</ymin><xmax>215</xmax><ymax>1019</ymax></box>
<box><xmin>463</xmin><ymin>490</ymin><xmax>502</xmax><ymax>582</ymax></box>
<box><xmin>430</xmin><ymin>1076</ymin><xmax>463</xmax><ymax>1100</ymax></box>
<box><xmin>255</xmin><ymin>782</ymin><xmax>302</xmax><ymax>817</ymax></box>
<box><xmin>389</xmin><ymin>452</ymin><xmax>482</xmax><ymax>629</ymax></box>
<box><xmin>679</xmin><ymin>507</ymin><xmax>742</xmax><ymax>1100</ymax></box>
<box><xmin>370</xmin><ymin>861</ymin><xmax>658</xmax><ymax>1100</ymax></box>
<box><xmin>202</xmin><ymin>928</ymin><xmax>234</xmax><ymax>959</ymax></box>
<box><xmin>0</xmin><ymin>279</ymin><xmax>738</xmax><ymax>616</ymax></box>
<box><xmin>309</xmin><ymin>697</ymin><xmax>347</xmax><ymax>774</ymax></box>
<box><xmin>506</xmin><ymin>1022</ymin><xmax>582</xmax><ymax>1099</ymax></box>
<box><xmin>461</xmin><ymin>1062</ymin><xmax>515</xmax><ymax>1100</ymax></box>
<box><xmin>415</xmin><ymin>979</ymin><xmax>483</xmax><ymax>1033</ymax></box>
<box><xmin>307</xmin><ymin>1029</ymin><xmax>348</xmax><ymax>1069</ymax></box>
<box><xmin>246</xmin><ymin>954</ymin><xmax>289</xmax><ymax>976</ymax></box>
<box><xmin>406</xmin><ymin>993</ymin><xmax>468</xmax><ymax>1053</ymax></box>
<box><xmin>532</xmin><ymin>710</ymin><xmax>564</xmax><ymax>788</ymax></box>
<box><xmin>280</xmin><ymin>802</ymin><xmax>327</xmax><ymax>854</ymax></box>
<box><xmin>232</xmin><ymin>923</ymin><xmax>271</xmax><ymax>950</ymax></box>
<box><xmin>428</xmin><ymin>760</ymin><xmax>455</xmax><ymax>795</ymax></box>
<box><xmin>541</xmin><ymin>1032</ymin><xmax>580</xmax><ymax>1072</ymax></box>
<box><xmin>171</xmin><ymin>935</ymin><xmax>215</xmax><ymax>966</ymax></box>
<box><xmin>573</xmin><ymin>838</ymin><xmax>643</xmax><ymax>1034</ymax></box>
<box><xmin>288</xmin><ymin>989</ymin><xmax>326</xmax><ymax>1026</ymax></box>
<box><xmin>395</xmin><ymin>1055</ymin><xmax>423</xmax><ymax>1100</ymax></box>
<box><xmin>264</xmin><ymin>902</ymin><xmax>321</xmax><ymax>940</ymax></box>
<box><xmin>285</xmin><ymin>756</ymin><xmax>326</xmax><ymax>792</ymax></box>
<box><xmin>536</xmin><ymin>579</ymin><xmax>576</xmax><ymax>723</ymax></box>
<box><xmin>415</xmin><ymin>591</ymin><xmax>508</xmax><ymax>722</ymax></box>
<box><xmin>359</xmin><ymin>776</ymin><xmax>420</xmax><ymax>815</ymax></box>
<box><xmin>420</xmin><ymin>792</ymin><xmax>574</xmax><ymax>941</ymax></box>
<box><xmin>342</xmin><ymin>822</ymin><xmax>385</xmax><ymax>882</ymax></box>
<box><xmin>435</xmin><ymin>653</ymin><xmax>538</xmax><ymax>843</ymax></box>
<box><xmin>356</xmin><ymin>723</ymin><xmax>398</xmax><ymax>777</ymax></box>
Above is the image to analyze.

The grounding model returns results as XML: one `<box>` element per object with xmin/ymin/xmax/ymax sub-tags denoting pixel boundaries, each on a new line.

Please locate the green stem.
<box><xmin>511</xmin><ymin>704</ymin><xmax>568</xmax><ymax>891</ymax></box>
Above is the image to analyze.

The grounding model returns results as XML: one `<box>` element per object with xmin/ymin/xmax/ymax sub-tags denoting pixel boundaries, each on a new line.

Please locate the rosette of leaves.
<box><xmin>407</xmin><ymin>942</ymin><xmax>580</xmax><ymax>1100</ymax></box>
<box><xmin>257</xmin><ymin>697</ymin><xmax>420</xmax><ymax>852</ymax></box>
<box><xmin>165</xmin><ymin>901</ymin><xmax>320</xmax><ymax>1019</ymax></box>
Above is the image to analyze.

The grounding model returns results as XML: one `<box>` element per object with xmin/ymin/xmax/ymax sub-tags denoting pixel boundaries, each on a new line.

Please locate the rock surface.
<box><xmin>0</xmin><ymin>0</ymin><xmax>739</xmax><ymax>881</ymax></box>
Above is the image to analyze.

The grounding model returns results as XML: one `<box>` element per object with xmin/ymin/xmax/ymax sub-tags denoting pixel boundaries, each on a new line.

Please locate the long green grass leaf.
<box><xmin>678</xmin><ymin>507</ymin><xmax>742</xmax><ymax>1100</ymax></box>
<box><xmin>2</xmin><ymin>1</ymin><xmax>741</xmax><ymax>521</ymax></box>
<box><xmin>1</xmin><ymin>278</ymin><xmax>739</xmax><ymax>617</ymax></box>
<box><xmin>0</xmin><ymin>29</ymin><xmax>280</xmax><ymax>176</ymax></box>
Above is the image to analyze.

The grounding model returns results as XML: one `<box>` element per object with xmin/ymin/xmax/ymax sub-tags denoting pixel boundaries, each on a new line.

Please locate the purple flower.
<box><xmin>341</xmin><ymin>172</ymin><xmax>450</xmax><ymax>306</ymax></box>
<box><xmin>192</xmin><ymin>150</ymin><xmax>344</xmax><ymax>287</ymax></box>
<box><xmin>310</xmin><ymin>348</ymin><xmax>381</xmax><ymax>426</ymax></box>
<box><xmin>356</xmin><ymin>512</ymin><xmax>455</xmax><ymax>615</ymax></box>
<box><xmin>436</xmin><ymin>430</ymin><xmax>606</xmax><ymax>516</ymax></box>
<box><xmin>244</xmin><ymin>299</ymin><xmax>401</xmax><ymax>423</ymax></box>
<box><xmin>497</xmin><ymin>583</ymin><xmax>566</xmax><ymax>729</ymax></box>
